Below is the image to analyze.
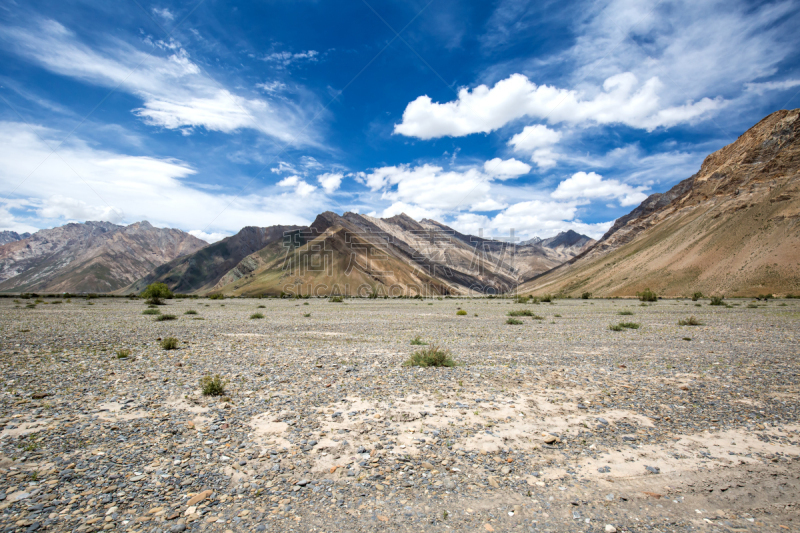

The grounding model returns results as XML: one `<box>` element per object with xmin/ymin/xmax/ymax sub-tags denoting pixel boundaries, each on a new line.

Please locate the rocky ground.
<box><xmin>1</xmin><ymin>295</ymin><xmax>799</xmax><ymax>533</ymax></box>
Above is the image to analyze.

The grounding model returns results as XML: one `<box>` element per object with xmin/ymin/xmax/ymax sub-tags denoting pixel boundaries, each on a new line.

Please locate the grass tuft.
<box><xmin>618</xmin><ymin>310</ymin><xmax>634</xmax><ymax>315</ymax></box>
<box><xmin>610</xmin><ymin>322</ymin><xmax>640</xmax><ymax>331</ymax></box>
<box><xmin>677</xmin><ymin>315</ymin><xmax>703</xmax><ymax>326</ymax></box>
<box><xmin>250</xmin><ymin>312</ymin><xmax>265</xmax><ymax>319</ymax></box>
<box><xmin>404</xmin><ymin>346</ymin><xmax>456</xmax><ymax>367</ymax></box>
<box><xmin>116</xmin><ymin>349</ymin><xmax>131</xmax><ymax>359</ymax></box>
<box><xmin>184</xmin><ymin>310</ymin><xmax>198</xmax><ymax>315</ymax></box>
<box><xmin>410</xmin><ymin>335</ymin><xmax>427</xmax><ymax>345</ymax></box>
<box><xmin>456</xmin><ymin>310</ymin><xmax>467</xmax><ymax>316</ymax></box>
<box><xmin>200</xmin><ymin>374</ymin><xmax>227</xmax><ymax>396</ymax></box>
<box><xmin>506</xmin><ymin>317</ymin><xmax>523</xmax><ymax>325</ymax></box>
<box><xmin>155</xmin><ymin>314</ymin><xmax>177</xmax><ymax>321</ymax></box>
<box><xmin>160</xmin><ymin>337</ymin><xmax>179</xmax><ymax>350</ymax></box>
<box><xmin>142</xmin><ymin>308</ymin><xmax>161</xmax><ymax>315</ymax></box>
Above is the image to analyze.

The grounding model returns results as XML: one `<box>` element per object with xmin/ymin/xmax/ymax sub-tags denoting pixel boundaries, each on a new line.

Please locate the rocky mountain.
<box><xmin>519</xmin><ymin>108</ymin><xmax>800</xmax><ymax>297</ymax></box>
<box><xmin>0</xmin><ymin>231</ymin><xmax>31</xmax><ymax>246</ymax></box>
<box><xmin>209</xmin><ymin>212</ymin><xmax>577</xmax><ymax>297</ymax></box>
<box><xmin>125</xmin><ymin>225</ymin><xmax>302</xmax><ymax>294</ymax></box>
<box><xmin>0</xmin><ymin>221</ymin><xmax>207</xmax><ymax>293</ymax></box>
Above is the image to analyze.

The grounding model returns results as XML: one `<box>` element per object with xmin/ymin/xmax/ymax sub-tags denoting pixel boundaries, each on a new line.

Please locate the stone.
<box><xmin>645</xmin><ymin>466</ymin><xmax>660</xmax><ymax>474</ymax></box>
<box><xmin>186</xmin><ymin>490</ymin><xmax>212</xmax><ymax>506</ymax></box>
<box><xmin>605</xmin><ymin>525</ymin><xmax>617</xmax><ymax>533</ymax></box>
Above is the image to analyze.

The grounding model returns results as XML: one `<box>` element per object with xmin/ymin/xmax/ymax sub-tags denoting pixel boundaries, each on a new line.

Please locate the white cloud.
<box><xmin>0</xmin><ymin>121</ymin><xmax>321</xmax><ymax>236</ymax></box>
<box><xmin>468</xmin><ymin>198</ymin><xmax>508</xmax><ymax>212</ymax></box>
<box><xmin>1</xmin><ymin>20</ymin><xmax>321</xmax><ymax>145</ymax></box>
<box><xmin>394</xmin><ymin>72</ymin><xmax>721</xmax><ymax>139</ymax></box>
<box><xmin>551</xmin><ymin>171</ymin><xmax>648</xmax><ymax>206</ymax></box>
<box><xmin>256</xmin><ymin>81</ymin><xmax>288</xmax><ymax>94</ymax></box>
<box><xmin>270</xmin><ymin>161</ymin><xmax>297</xmax><ymax>174</ymax></box>
<box><xmin>152</xmin><ymin>7</ymin><xmax>174</xmax><ymax>21</ymax></box>
<box><xmin>263</xmin><ymin>50</ymin><xmax>319</xmax><ymax>67</ymax></box>
<box><xmin>188</xmin><ymin>229</ymin><xmax>226</xmax><ymax>243</ymax></box>
<box><xmin>374</xmin><ymin>202</ymin><xmax>441</xmax><ymax>221</ymax></box>
<box><xmin>483</xmin><ymin>158</ymin><xmax>531</xmax><ymax>179</ymax></box>
<box><xmin>277</xmin><ymin>175</ymin><xmax>316</xmax><ymax>197</ymax></box>
<box><xmin>744</xmin><ymin>79</ymin><xmax>800</xmax><ymax>95</ymax></box>
<box><xmin>317</xmin><ymin>172</ymin><xmax>343</xmax><ymax>193</ymax></box>
<box><xmin>508</xmin><ymin>125</ymin><xmax>562</xmax><ymax>168</ymax></box>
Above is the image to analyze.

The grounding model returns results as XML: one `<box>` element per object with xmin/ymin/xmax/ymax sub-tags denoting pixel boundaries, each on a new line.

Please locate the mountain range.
<box><xmin>1</xmin><ymin>109</ymin><xmax>797</xmax><ymax>297</ymax></box>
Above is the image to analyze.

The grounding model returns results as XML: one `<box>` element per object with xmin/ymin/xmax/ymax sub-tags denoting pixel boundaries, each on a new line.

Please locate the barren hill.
<box><xmin>519</xmin><ymin>108</ymin><xmax>800</xmax><ymax>298</ymax></box>
<box><xmin>0</xmin><ymin>221</ymin><xmax>207</xmax><ymax>293</ymax></box>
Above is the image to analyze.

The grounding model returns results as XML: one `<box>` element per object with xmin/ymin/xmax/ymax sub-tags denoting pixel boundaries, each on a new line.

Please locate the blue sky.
<box><xmin>1</xmin><ymin>0</ymin><xmax>799</xmax><ymax>242</ymax></box>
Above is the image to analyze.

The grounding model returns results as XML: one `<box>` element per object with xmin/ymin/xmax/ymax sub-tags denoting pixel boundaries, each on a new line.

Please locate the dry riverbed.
<box><xmin>1</xmin><ymin>296</ymin><xmax>799</xmax><ymax>532</ymax></box>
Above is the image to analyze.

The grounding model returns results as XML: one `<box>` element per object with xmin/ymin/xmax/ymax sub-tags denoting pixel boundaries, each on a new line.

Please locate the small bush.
<box><xmin>303</xmin><ymin>312</ymin><xmax>311</xmax><ymax>317</ymax></box>
<box><xmin>506</xmin><ymin>318</ymin><xmax>523</xmax><ymax>325</ymax></box>
<box><xmin>404</xmin><ymin>346</ymin><xmax>456</xmax><ymax>367</ymax></box>
<box><xmin>609</xmin><ymin>324</ymin><xmax>623</xmax><ymax>331</ymax></box>
<box><xmin>250</xmin><ymin>313</ymin><xmax>265</xmax><ymax>319</ymax></box>
<box><xmin>541</xmin><ymin>294</ymin><xmax>553</xmax><ymax>303</ymax></box>
<box><xmin>156</xmin><ymin>314</ymin><xmax>177</xmax><ymax>321</ymax></box>
<box><xmin>456</xmin><ymin>310</ymin><xmax>467</xmax><ymax>316</ymax></box>
<box><xmin>184</xmin><ymin>310</ymin><xmax>198</xmax><ymax>315</ymax></box>
<box><xmin>618</xmin><ymin>310</ymin><xmax>634</xmax><ymax>315</ymax></box>
<box><xmin>637</xmin><ymin>288</ymin><xmax>658</xmax><ymax>302</ymax></box>
<box><xmin>678</xmin><ymin>316</ymin><xmax>703</xmax><ymax>326</ymax></box>
<box><xmin>329</xmin><ymin>296</ymin><xmax>344</xmax><ymax>303</ymax></box>
<box><xmin>508</xmin><ymin>310</ymin><xmax>533</xmax><ymax>317</ymax></box>
<box><xmin>619</xmin><ymin>322</ymin><xmax>640</xmax><ymax>329</ymax></box>
<box><xmin>200</xmin><ymin>374</ymin><xmax>227</xmax><ymax>396</ymax></box>
<box><xmin>691</xmin><ymin>291</ymin><xmax>703</xmax><ymax>301</ymax></box>
<box><xmin>410</xmin><ymin>336</ymin><xmax>427</xmax><ymax>345</ymax></box>
<box><xmin>116</xmin><ymin>349</ymin><xmax>131</xmax><ymax>359</ymax></box>
<box><xmin>709</xmin><ymin>296</ymin><xmax>724</xmax><ymax>306</ymax></box>
<box><xmin>581</xmin><ymin>292</ymin><xmax>592</xmax><ymax>299</ymax></box>
<box><xmin>161</xmin><ymin>337</ymin><xmax>179</xmax><ymax>350</ymax></box>
<box><xmin>142</xmin><ymin>309</ymin><xmax>161</xmax><ymax>316</ymax></box>
<box><xmin>257</xmin><ymin>305</ymin><xmax>266</xmax><ymax>308</ymax></box>
<box><xmin>208</xmin><ymin>293</ymin><xmax>225</xmax><ymax>300</ymax></box>
<box><xmin>514</xmin><ymin>295</ymin><xmax>530</xmax><ymax>304</ymax></box>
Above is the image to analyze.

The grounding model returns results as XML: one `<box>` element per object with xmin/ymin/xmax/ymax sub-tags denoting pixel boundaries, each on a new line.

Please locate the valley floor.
<box><xmin>1</xmin><ymin>296</ymin><xmax>799</xmax><ymax>532</ymax></box>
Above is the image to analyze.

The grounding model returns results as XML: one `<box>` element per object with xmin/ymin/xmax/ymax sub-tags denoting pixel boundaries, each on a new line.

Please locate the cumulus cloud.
<box><xmin>277</xmin><ymin>175</ymin><xmax>316</xmax><ymax>197</ymax></box>
<box><xmin>551</xmin><ymin>171</ymin><xmax>648</xmax><ymax>206</ymax></box>
<box><xmin>188</xmin><ymin>229</ymin><xmax>227</xmax><ymax>243</ymax></box>
<box><xmin>36</xmin><ymin>195</ymin><xmax>124</xmax><ymax>223</ymax></box>
<box><xmin>1</xmin><ymin>19</ymin><xmax>321</xmax><ymax>144</ymax></box>
<box><xmin>508</xmin><ymin>125</ymin><xmax>562</xmax><ymax>168</ymax></box>
<box><xmin>394</xmin><ymin>72</ymin><xmax>721</xmax><ymax>139</ymax></box>
<box><xmin>482</xmin><ymin>158</ymin><xmax>531</xmax><ymax>179</ymax></box>
<box><xmin>317</xmin><ymin>172</ymin><xmax>343</xmax><ymax>193</ymax></box>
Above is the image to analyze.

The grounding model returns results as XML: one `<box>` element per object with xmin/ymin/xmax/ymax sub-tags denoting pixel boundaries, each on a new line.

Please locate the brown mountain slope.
<box><xmin>519</xmin><ymin>108</ymin><xmax>800</xmax><ymax>297</ymax></box>
<box><xmin>124</xmin><ymin>225</ymin><xmax>301</xmax><ymax>294</ymax></box>
<box><xmin>212</xmin><ymin>211</ymin><xmax>583</xmax><ymax>296</ymax></box>
<box><xmin>0</xmin><ymin>221</ymin><xmax>207</xmax><ymax>293</ymax></box>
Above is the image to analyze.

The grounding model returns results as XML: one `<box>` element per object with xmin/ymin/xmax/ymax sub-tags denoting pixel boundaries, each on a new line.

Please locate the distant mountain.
<box><xmin>0</xmin><ymin>221</ymin><xmax>207</xmax><ymax>293</ymax></box>
<box><xmin>209</xmin><ymin>211</ymin><xmax>579</xmax><ymax>296</ymax></box>
<box><xmin>125</xmin><ymin>225</ymin><xmax>302</xmax><ymax>294</ymax></box>
<box><xmin>519</xmin><ymin>108</ymin><xmax>800</xmax><ymax>297</ymax></box>
<box><xmin>0</xmin><ymin>231</ymin><xmax>31</xmax><ymax>246</ymax></box>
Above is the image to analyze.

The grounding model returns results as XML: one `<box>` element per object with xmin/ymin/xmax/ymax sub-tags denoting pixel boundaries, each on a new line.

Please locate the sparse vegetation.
<box><xmin>140</xmin><ymin>282</ymin><xmax>173</xmax><ymax>305</ymax></box>
<box><xmin>303</xmin><ymin>312</ymin><xmax>311</xmax><ymax>317</ymax></box>
<box><xmin>709</xmin><ymin>296</ymin><xmax>725</xmax><ymax>306</ymax></box>
<box><xmin>208</xmin><ymin>293</ymin><xmax>225</xmax><ymax>300</ymax></box>
<box><xmin>678</xmin><ymin>315</ymin><xmax>703</xmax><ymax>326</ymax></box>
<box><xmin>456</xmin><ymin>310</ymin><xmax>467</xmax><ymax>315</ymax></box>
<box><xmin>329</xmin><ymin>296</ymin><xmax>344</xmax><ymax>303</ymax></box>
<box><xmin>691</xmin><ymin>291</ymin><xmax>703</xmax><ymax>301</ymax></box>
<box><xmin>200</xmin><ymin>374</ymin><xmax>227</xmax><ymax>396</ymax></box>
<box><xmin>618</xmin><ymin>310</ymin><xmax>634</xmax><ymax>315</ymax></box>
<box><xmin>250</xmin><ymin>312</ymin><xmax>265</xmax><ymax>319</ymax></box>
<box><xmin>508</xmin><ymin>309</ymin><xmax>534</xmax><ymax>316</ymax></box>
<box><xmin>506</xmin><ymin>318</ymin><xmax>523</xmax><ymax>325</ymax></box>
<box><xmin>116</xmin><ymin>349</ymin><xmax>131</xmax><ymax>359</ymax></box>
<box><xmin>541</xmin><ymin>294</ymin><xmax>553</xmax><ymax>303</ymax></box>
<box><xmin>160</xmin><ymin>337</ymin><xmax>179</xmax><ymax>350</ymax></box>
<box><xmin>410</xmin><ymin>336</ymin><xmax>427</xmax><ymax>345</ymax></box>
<box><xmin>637</xmin><ymin>288</ymin><xmax>658</xmax><ymax>302</ymax></box>
<box><xmin>610</xmin><ymin>321</ymin><xmax>640</xmax><ymax>331</ymax></box>
<box><xmin>155</xmin><ymin>314</ymin><xmax>177</xmax><ymax>321</ymax></box>
<box><xmin>404</xmin><ymin>346</ymin><xmax>456</xmax><ymax>367</ymax></box>
<box><xmin>184</xmin><ymin>309</ymin><xmax>198</xmax><ymax>315</ymax></box>
<box><xmin>581</xmin><ymin>292</ymin><xmax>592</xmax><ymax>299</ymax></box>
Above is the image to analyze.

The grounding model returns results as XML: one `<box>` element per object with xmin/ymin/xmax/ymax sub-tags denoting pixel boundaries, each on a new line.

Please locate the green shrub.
<box><xmin>140</xmin><ymin>283</ymin><xmax>173</xmax><ymax>305</ymax></box>
<box><xmin>161</xmin><ymin>337</ymin><xmax>179</xmax><ymax>350</ymax></box>
<box><xmin>619</xmin><ymin>322</ymin><xmax>640</xmax><ymax>329</ymax></box>
<box><xmin>541</xmin><ymin>294</ymin><xmax>553</xmax><ymax>303</ymax></box>
<box><xmin>410</xmin><ymin>336</ymin><xmax>427</xmax><ymax>345</ymax></box>
<box><xmin>404</xmin><ymin>346</ymin><xmax>456</xmax><ymax>367</ymax></box>
<box><xmin>329</xmin><ymin>296</ymin><xmax>344</xmax><ymax>303</ymax></box>
<box><xmin>184</xmin><ymin>310</ymin><xmax>198</xmax><ymax>315</ymax></box>
<box><xmin>637</xmin><ymin>288</ymin><xmax>658</xmax><ymax>302</ymax></box>
<box><xmin>678</xmin><ymin>316</ymin><xmax>703</xmax><ymax>326</ymax></box>
<box><xmin>303</xmin><ymin>312</ymin><xmax>311</xmax><ymax>317</ymax></box>
<box><xmin>456</xmin><ymin>310</ymin><xmax>467</xmax><ymax>316</ymax></box>
<box><xmin>581</xmin><ymin>292</ymin><xmax>592</xmax><ymax>299</ymax></box>
<box><xmin>513</xmin><ymin>295</ymin><xmax>530</xmax><ymax>304</ymax></box>
<box><xmin>506</xmin><ymin>318</ymin><xmax>523</xmax><ymax>325</ymax></box>
<box><xmin>691</xmin><ymin>291</ymin><xmax>703</xmax><ymax>301</ymax></box>
<box><xmin>208</xmin><ymin>293</ymin><xmax>225</xmax><ymax>300</ymax></box>
<box><xmin>116</xmin><ymin>349</ymin><xmax>131</xmax><ymax>359</ymax></box>
<box><xmin>618</xmin><ymin>310</ymin><xmax>634</xmax><ymax>315</ymax></box>
<box><xmin>709</xmin><ymin>296</ymin><xmax>724</xmax><ymax>306</ymax></box>
<box><xmin>608</xmin><ymin>324</ymin><xmax>623</xmax><ymax>331</ymax></box>
<box><xmin>508</xmin><ymin>310</ymin><xmax>533</xmax><ymax>317</ymax></box>
<box><xmin>142</xmin><ymin>308</ymin><xmax>161</xmax><ymax>315</ymax></box>
<box><xmin>156</xmin><ymin>314</ymin><xmax>177</xmax><ymax>321</ymax></box>
<box><xmin>250</xmin><ymin>313</ymin><xmax>265</xmax><ymax>319</ymax></box>
<box><xmin>200</xmin><ymin>374</ymin><xmax>227</xmax><ymax>396</ymax></box>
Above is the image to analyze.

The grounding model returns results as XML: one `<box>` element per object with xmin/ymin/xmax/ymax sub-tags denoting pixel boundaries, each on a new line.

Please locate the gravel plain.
<box><xmin>1</xmin><ymin>296</ymin><xmax>799</xmax><ymax>533</ymax></box>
